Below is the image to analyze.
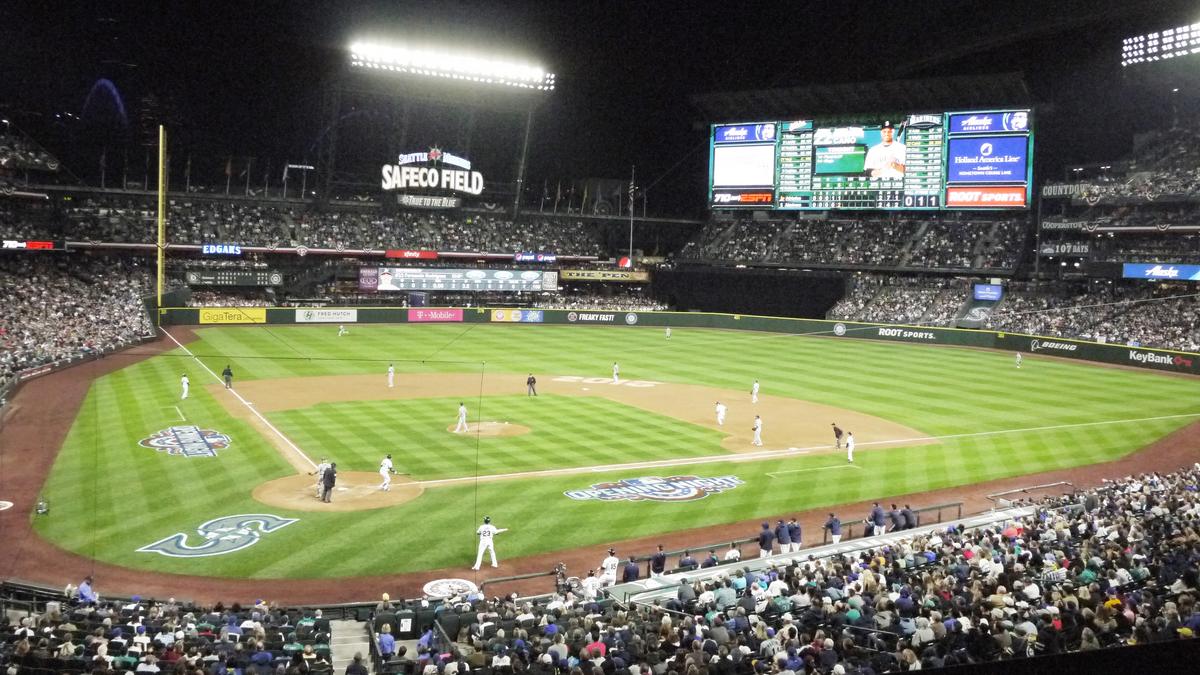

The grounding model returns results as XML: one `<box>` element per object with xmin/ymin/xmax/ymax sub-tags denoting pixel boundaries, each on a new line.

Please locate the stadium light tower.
<box><xmin>349</xmin><ymin>41</ymin><xmax>556</xmax><ymax>91</ymax></box>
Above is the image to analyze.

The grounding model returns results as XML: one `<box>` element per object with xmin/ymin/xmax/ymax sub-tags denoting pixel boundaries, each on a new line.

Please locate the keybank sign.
<box><xmin>1122</xmin><ymin>263</ymin><xmax>1200</xmax><ymax>281</ymax></box>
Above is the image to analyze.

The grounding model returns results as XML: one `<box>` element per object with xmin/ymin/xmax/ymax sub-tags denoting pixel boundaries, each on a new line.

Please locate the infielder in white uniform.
<box><xmin>455</xmin><ymin>402</ymin><xmax>469</xmax><ymax>433</ymax></box>
<box><xmin>612</xmin><ymin>362</ymin><xmax>620</xmax><ymax>384</ymax></box>
<box><xmin>471</xmin><ymin>516</ymin><xmax>507</xmax><ymax>570</ymax></box>
<box><xmin>387</xmin><ymin>363</ymin><xmax>395</xmax><ymax>388</ymax></box>
<box><xmin>715</xmin><ymin>401</ymin><xmax>727</xmax><ymax>426</ymax></box>
<box><xmin>1015</xmin><ymin>353</ymin><xmax>1022</xmax><ymax>369</ymax></box>
<box><xmin>311</xmin><ymin>457</ymin><xmax>331</xmax><ymax>498</ymax></box>
<box><xmin>665</xmin><ymin>327</ymin><xmax>671</xmax><ymax>340</ymax></box>
<box><xmin>864</xmin><ymin>121</ymin><xmax>906</xmax><ymax>179</ymax></box>
<box><xmin>337</xmin><ymin>325</ymin><xmax>349</xmax><ymax>336</ymax></box>
<box><xmin>751</xmin><ymin>380</ymin><xmax>760</xmax><ymax>404</ymax></box>
<box><xmin>180</xmin><ymin>373</ymin><xmax>189</xmax><ymax>400</ymax></box>
<box><xmin>378</xmin><ymin>454</ymin><xmax>394</xmax><ymax>491</ymax></box>
<box><xmin>600</xmin><ymin>548</ymin><xmax>620</xmax><ymax>586</ymax></box>
<box><xmin>846</xmin><ymin>432</ymin><xmax>855</xmax><ymax>463</ymax></box>
<box><xmin>752</xmin><ymin>415</ymin><xmax>763</xmax><ymax>446</ymax></box>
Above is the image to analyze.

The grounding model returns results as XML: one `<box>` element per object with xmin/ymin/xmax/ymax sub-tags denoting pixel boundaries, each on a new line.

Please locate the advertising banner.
<box><xmin>490</xmin><ymin>309</ymin><xmax>544</xmax><ymax>323</ymax></box>
<box><xmin>385</xmin><ymin>249</ymin><xmax>438</xmax><ymax>260</ymax></box>
<box><xmin>199</xmin><ymin>308</ymin><xmax>266</xmax><ymax>324</ymax></box>
<box><xmin>513</xmin><ymin>252</ymin><xmax>557</xmax><ymax>263</ymax></box>
<box><xmin>944</xmin><ymin>186</ymin><xmax>1028</xmax><ymax>208</ymax></box>
<box><xmin>295</xmin><ymin>309</ymin><xmax>358</xmax><ymax>323</ymax></box>
<box><xmin>358</xmin><ymin>267</ymin><xmax>379</xmax><ymax>291</ymax></box>
<box><xmin>1122</xmin><ymin>263</ymin><xmax>1200</xmax><ymax>281</ymax></box>
<box><xmin>973</xmin><ymin>284</ymin><xmax>1003</xmax><ymax>301</ymax></box>
<box><xmin>948</xmin><ymin>111</ymin><xmax>1030</xmax><ymax>134</ymax></box>
<box><xmin>408</xmin><ymin>308</ymin><xmax>463</xmax><ymax>323</ymax></box>
<box><xmin>713</xmin><ymin>123</ymin><xmax>778</xmax><ymax>144</ymax></box>
<box><xmin>947</xmin><ymin>136</ymin><xmax>1029</xmax><ymax>183</ymax></box>
<box><xmin>560</xmin><ymin>269</ymin><xmax>651</xmax><ymax>282</ymax></box>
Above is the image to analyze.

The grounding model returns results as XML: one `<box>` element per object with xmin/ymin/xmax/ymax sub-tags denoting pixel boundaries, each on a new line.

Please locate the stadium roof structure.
<box><xmin>690</xmin><ymin>73</ymin><xmax>1031</xmax><ymax>122</ymax></box>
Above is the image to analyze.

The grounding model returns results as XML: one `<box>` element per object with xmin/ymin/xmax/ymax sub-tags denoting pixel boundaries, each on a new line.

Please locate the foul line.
<box><xmin>160</xmin><ymin>328</ymin><xmax>317</xmax><ymax>470</ymax></box>
<box><xmin>767</xmin><ymin>465</ymin><xmax>861</xmax><ymax>477</ymax></box>
<box><xmin>173</xmin><ymin>406</ymin><xmax>186</xmax><ymax>422</ymax></box>
<box><xmin>415</xmin><ymin>411</ymin><xmax>1200</xmax><ymax>488</ymax></box>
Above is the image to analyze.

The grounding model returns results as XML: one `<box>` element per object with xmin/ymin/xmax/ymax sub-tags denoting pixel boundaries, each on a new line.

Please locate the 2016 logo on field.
<box><xmin>137</xmin><ymin>514</ymin><xmax>298</xmax><ymax>557</ymax></box>
<box><xmin>139</xmin><ymin>426</ymin><xmax>231</xmax><ymax>458</ymax></box>
<box><xmin>564</xmin><ymin>475</ymin><xmax>745</xmax><ymax>502</ymax></box>
<box><xmin>422</xmin><ymin>578</ymin><xmax>479</xmax><ymax>599</ymax></box>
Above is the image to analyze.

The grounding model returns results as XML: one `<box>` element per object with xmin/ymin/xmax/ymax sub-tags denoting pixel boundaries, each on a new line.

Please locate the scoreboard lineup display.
<box><xmin>709</xmin><ymin>110</ymin><xmax>1032</xmax><ymax>211</ymax></box>
<box><xmin>362</xmin><ymin>267</ymin><xmax>555</xmax><ymax>292</ymax></box>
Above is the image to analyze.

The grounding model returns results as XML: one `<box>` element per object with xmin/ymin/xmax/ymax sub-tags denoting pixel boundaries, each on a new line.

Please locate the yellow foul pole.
<box><xmin>156</xmin><ymin>125</ymin><xmax>166</xmax><ymax>325</ymax></box>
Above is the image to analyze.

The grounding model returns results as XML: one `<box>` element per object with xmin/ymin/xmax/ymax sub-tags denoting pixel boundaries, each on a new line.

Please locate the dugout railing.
<box><xmin>817</xmin><ymin>501</ymin><xmax>964</xmax><ymax>544</ymax></box>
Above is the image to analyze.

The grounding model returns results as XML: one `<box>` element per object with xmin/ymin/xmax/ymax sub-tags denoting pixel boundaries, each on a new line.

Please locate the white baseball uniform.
<box><xmin>379</xmin><ymin>456</ymin><xmax>393</xmax><ymax>491</ymax></box>
<box><xmin>612</xmin><ymin>363</ymin><xmax>620</xmax><ymax>384</ymax></box>
<box><xmin>600</xmin><ymin>554</ymin><xmax>620</xmax><ymax>586</ymax></box>
<box><xmin>665</xmin><ymin>327</ymin><xmax>671</xmax><ymax>340</ymax></box>
<box><xmin>455</xmin><ymin>404</ymin><xmax>469</xmax><ymax>433</ymax></box>
<box><xmin>313</xmin><ymin>461</ymin><xmax>331</xmax><ymax>498</ymax></box>
<box><xmin>752</xmin><ymin>417</ymin><xmax>763</xmax><ymax>446</ymax></box>
<box><xmin>715</xmin><ymin>402</ymin><xmax>727</xmax><ymax>426</ymax></box>
<box><xmin>387</xmin><ymin>365</ymin><xmax>395</xmax><ymax>388</ymax></box>
<box><xmin>581</xmin><ymin>575</ymin><xmax>602</xmax><ymax>601</ymax></box>
<box><xmin>337</xmin><ymin>325</ymin><xmax>348</xmax><ymax>336</ymax></box>
<box><xmin>1015</xmin><ymin>353</ymin><xmax>1022</xmax><ymax>369</ymax></box>
<box><xmin>472</xmin><ymin>522</ymin><xmax>505</xmax><ymax>569</ymax></box>
<box><xmin>864</xmin><ymin>140</ymin><xmax>907</xmax><ymax>179</ymax></box>
<box><xmin>180</xmin><ymin>375</ymin><xmax>189</xmax><ymax>400</ymax></box>
<box><xmin>752</xmin><ymin>380</ymin><xmax>759</xmax><ymax>403</ymax></box>
<box><xmin>846</xmin><ymin>434</ymin><xmax>855</xmax><ymax>463</ymax></box>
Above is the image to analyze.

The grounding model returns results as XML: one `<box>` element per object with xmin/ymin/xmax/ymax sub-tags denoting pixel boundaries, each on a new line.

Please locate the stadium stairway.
<box><xmin>330</xmin><ymin>619</ymin><xmax>373</xmax><ymax>674</ymax></box>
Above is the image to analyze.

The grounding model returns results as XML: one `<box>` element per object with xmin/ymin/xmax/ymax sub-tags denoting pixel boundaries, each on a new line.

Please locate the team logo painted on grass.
<box><xmin>423</xmin><ymin>578</ymin><xmax>479</xmax><ymax>599</ymax></box>
<box><xmin>139</xmin><ymin>426</ymin><xmax>231</xmax><ymax>458</ymax></box>
<box><xmin>564</xmin><ymin>475</ymin><xmax>745</xmax><ymax>502</ymax></box>
<box><xmin>137</xmin><ymin>514</ymin><xmax>298</xmax><ymax>557</ymax></box>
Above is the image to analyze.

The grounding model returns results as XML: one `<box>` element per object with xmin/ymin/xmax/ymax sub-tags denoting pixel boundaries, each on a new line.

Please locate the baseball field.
<box><xmin>29</xmin><ymin>321</ymin><xmax>1200</xmax><ymax>581</ymax></box>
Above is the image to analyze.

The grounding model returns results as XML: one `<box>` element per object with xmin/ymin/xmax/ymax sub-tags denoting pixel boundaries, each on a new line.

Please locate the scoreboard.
<box><xmin>709</xmin><ymin>110</ymin><xmax>1032</xmax><ymax>211</ymax></box>
<box><xmin>185</xmin><ymin>269</ymin><xmax>283</xmax><ymax>286</ymax></box>
<box><xmin>361</xmin><ymin>267</ymin><xmax>557</xmax><ymax>292</ymax></box>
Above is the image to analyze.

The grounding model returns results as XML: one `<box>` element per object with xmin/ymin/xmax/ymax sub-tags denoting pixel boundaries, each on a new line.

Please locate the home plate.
<box><xmin>582</xmin><ymin>387</ymin><xmax>590</xmax><ymax>391</ymax></box>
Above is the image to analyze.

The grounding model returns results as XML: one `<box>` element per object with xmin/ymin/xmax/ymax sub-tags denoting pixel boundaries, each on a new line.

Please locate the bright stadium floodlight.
<box><xmin>1121</xmin><ymin>21</ymin><xmax>1200</xmax><ymax>66</ymax></box>
<box><xmin>349</xmin><ymin>40</ymin><xmax>555</xmax><ymax>91</ymax></box>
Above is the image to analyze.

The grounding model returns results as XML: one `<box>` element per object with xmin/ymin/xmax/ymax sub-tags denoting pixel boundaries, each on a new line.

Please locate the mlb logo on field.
<box><xmin>139</xmin><ymin>426</ymin><xmax>231</xmax><ymax>458</ymax></box>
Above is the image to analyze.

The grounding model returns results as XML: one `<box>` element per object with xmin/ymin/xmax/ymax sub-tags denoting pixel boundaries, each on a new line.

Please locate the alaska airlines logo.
<box><xmin>1143</xmin><ymin>265</ymin><xmax>1180</xmax><ymax>278</ymax></box>
<box><xmin>137</xmin><ymin>514</ymin><xmax>298</xmax><ymax>558</ymax></box>
<box><xmin>564</xmin><ymin>475</ymin><xmax>745</xmax><ymax>502</ymax></box>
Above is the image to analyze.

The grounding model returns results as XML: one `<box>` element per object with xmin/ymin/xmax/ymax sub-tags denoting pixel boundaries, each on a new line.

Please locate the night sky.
<box><xmin>3</xmin><ymin>0</ymin><xmax>1199</xmax><ymax>214</ymax></box>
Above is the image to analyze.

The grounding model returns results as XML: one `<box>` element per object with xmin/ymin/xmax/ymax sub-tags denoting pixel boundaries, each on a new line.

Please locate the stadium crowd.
<box><xmin>679</xmin><ymin>217</ymin><xmax>1027</xmax><ymax>271</ymax></box>
<box><xmin>0</xmin><ymin>255</ymin><xmax>153</xmax><ymax>388</ymax></box>
<box><xmin>6</xmin><ymin>464</ymin><xmax>1199</xmax><ymax>675</ymax></box>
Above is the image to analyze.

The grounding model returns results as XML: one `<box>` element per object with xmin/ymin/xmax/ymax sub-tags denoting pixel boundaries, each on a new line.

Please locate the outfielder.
<box><xmin>612</xmin><ymin>362</ymin><xmax>620</xmax><ymax>384</ymax></box>
<box><xmin>180</xmin><ymin>373</ymin><xmax>189</xmax><ymax>400</ymax></box>
<box><xmin>455</xmin><ymin>402</ymin><xmax>469</xmax><ymax>433</ymax></box>
<box><xmin>751</xmin><ymin>379</ymin><xmax>760</xmax><ymax>404</ymax></box>
<box><xmin>311</xmin><ymin>457</ymin><xmax>331</xmax><ymax>499</ymax></box>
<box><xmin>665</xmin><ymin>327</ymin><xmax>671</xmax><ymax>340</ymax></box>
<box><xmin>600</xmin><ymin>548</ymin><xmax>620</xmax><ymax>586</ymax></box>
<box><xmin>1015</xmin><ymin>352</ymin><xmax>1022</xmax><ymax>369</ymax></box>
<box><xmin>387</xmin><ymin>363</ymin><xmax>395</xmax><ymax>388</ymax></box>
<box><xmin>846</xmin><ymin>432</ymin><xmax>855</xmax><ymax>463</ymax></box>
<box><xmin>526</xmin><ymin>374</ymin><xmax>537</xmax><ymax>396</ymax></box>
<box><xmin>378</xmin><ymin>454</ymin><xmax>394</xmax><ymax>491</ymax></box>
<box><xmin>471</xmin><ymin>516</ymin><xmax>507</xmax><ymax>570</ymax></box>
<box><xmin>715</xmin><ymin>401</ymin><xmax>727</xmax><ymax>426</ymax></box>
<box><xmin>752</xmin><ymin>415</ymin><xmax>763</xmax><ymax>446</ymax></box>
<box><xmin>338</xmin><ymin>325</ymin><xmax>349</xmax><ymax>337</ymax></box>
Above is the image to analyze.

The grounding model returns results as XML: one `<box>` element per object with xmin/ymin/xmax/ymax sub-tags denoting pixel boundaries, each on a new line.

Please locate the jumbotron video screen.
<box><xmin>708</xmin><ymin>110</ymin><xmax>1033</xmax><ymax>211</ymax></box>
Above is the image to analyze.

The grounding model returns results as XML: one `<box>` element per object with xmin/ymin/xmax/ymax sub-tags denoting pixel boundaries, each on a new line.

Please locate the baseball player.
<box><xmin>846</xmin><ymin>432</ymin><xmax>855</xmax><ymax>463</ymax></box>
<box><xmin>752</xmin><ymin>415</ymin><xmax>763</xmax><ymax>446</ymax></box>
<box><xmin>612</xmin><ymin>362</ymin><xmax>620</xmax><ymax>384</ymax></box>
<box><xmin>665</xmin><ymin>326</ymin><xmax>671</xmax><ymax>340</ymax></box>
<box><xmin>832</xmin><ymin>423</ymin><xmax>844</xmax><ymax>449</ymax></box>
<box><xmin>526</xmin><ymin>374</ymin><xmax>537</xmax><ymax>396</ymax></box>
<box><xmin>455</xmin><ymin>402</ymin><xmax>469</xmax><ymax>433</ymax></box>
<box><xmin>378</xmin><ymin>454</ymin><xmax>394</xmax><ymax>491</ymax></box>
<box><xmin>337</xmin><ymin>324</ymin><xmax>349</xmax><ymax>337</ymax></box>
<box><xmin>180</xmin><ymin>373</ymin><xmax>189</xmax><ymax>400</ymax></box>
<box><xmin>715</xmin><ymin>401</ymin><xmax>727</xmax><ymax>426</ymax></box>
<box><xmin>824</xmin><ymin>514</ymin><xmax>842</xmax><ymax>544</ymax></box>
<box><xmin>600</xmin><ymin>548</ymin><xmax>620</xmax><ymax>586</ymax></box>
<box><xmin>471</xmin><ymin>515</ymin><xmax>507</xmax><ymax>570</ymax></box>
<box><xmin>1015</xmin><ymin>352</ymin><xmax>1022</xmax><ymax>369</ymax></box>
<box><xmin>751</xmin><ymin>379</ymin><xmax>760</xmax><ymax>404</ymax></box>
<box><xmin>311</xmin><ymin>457</ymin><xmax>331</xmax><ymax>498</ymax></box>
<box><xmin>387</xmin><ymin>363</ymin><xmax>395</xmax><ymax>388</ymax></box>
<box><xmin>221</xmin><ymin>365</ymin><xmax>233</xmax><ymax>389</ymax></box>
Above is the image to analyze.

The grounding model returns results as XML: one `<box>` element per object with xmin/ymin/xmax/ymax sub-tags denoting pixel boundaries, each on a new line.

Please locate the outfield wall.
<box><xmin>159</xmin><ymin>307</ymin><xmax>1200</xmax><ymax>376</ymax></box>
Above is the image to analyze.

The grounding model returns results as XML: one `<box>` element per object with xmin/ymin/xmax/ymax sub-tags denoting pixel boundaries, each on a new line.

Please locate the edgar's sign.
<box><xmin>564</xmin><ymin>475</ymin><xmax>745</xmax><ymax>502</ymax></box>
<box><xmin>137</xmin><ymin>514</ymin><xmax>298</xmax><ymax>558</ymax></box>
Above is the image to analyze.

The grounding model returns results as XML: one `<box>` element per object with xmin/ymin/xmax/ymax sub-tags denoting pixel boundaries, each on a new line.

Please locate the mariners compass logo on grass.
<box><xmin>139</xmin><ymin>426</ymin><xmax>231</xmax><ymax>458</ymax></box>
<box><xmin>564</xmin><ymin>475</ymin><xmax>745</xmax><ymax>502</ymax></box>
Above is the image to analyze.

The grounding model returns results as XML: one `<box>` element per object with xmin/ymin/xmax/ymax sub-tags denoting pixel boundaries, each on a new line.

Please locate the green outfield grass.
<box><xmin>31</xmin><ymin>323</ymin><xmax>1200</xmax><ymax>579</ymax></box>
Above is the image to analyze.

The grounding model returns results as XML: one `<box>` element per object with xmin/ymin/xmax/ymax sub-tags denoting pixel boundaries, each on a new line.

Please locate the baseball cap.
<box><xmin>882</xmin><ymin>120</ymin><xmax>895</xmax><ymax>129</ymax></box>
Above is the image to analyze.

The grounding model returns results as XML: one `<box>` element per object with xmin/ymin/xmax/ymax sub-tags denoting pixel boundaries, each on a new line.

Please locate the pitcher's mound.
<box><xmin>445</xmin><ymin>421</ymin><xmax>531</xmax><ymax>437</ymax></box>
<box><xmin>253</xmin><ymin>472</ymin><xmax>423</xmax><ymax>512</ymax></box>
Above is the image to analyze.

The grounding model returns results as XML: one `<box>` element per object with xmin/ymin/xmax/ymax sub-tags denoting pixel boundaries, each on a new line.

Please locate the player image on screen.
<box><xmin>864</xmin><ymin>121</ymin><xmax>906</xmax><ymax>179</ymax></box>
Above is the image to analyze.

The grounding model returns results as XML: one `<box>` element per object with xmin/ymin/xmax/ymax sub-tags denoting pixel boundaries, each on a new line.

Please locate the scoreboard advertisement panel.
<box><xmin>709</xmin><ymin>109</ymin><xmax>1032</xmax><ymax>211</ymax></box>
